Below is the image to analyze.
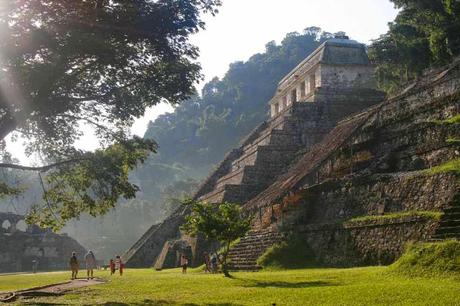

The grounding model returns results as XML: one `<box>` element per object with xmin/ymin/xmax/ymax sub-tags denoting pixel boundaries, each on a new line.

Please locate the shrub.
<box><xmin>390</xmin><ymin>240</ymin><xmax>460</xmax><ymax>278</ymax></box>
<box><xmin>257</xmin><ymin>235</ymin><xmax>317</xmax><ymax>269</ymax></box>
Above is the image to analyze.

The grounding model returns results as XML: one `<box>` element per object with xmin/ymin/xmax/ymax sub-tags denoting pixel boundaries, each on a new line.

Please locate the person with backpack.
<box><xmin>69</xmin><ymin>252</ymin><xmax>79</xmax><ymax>280</ymax></box>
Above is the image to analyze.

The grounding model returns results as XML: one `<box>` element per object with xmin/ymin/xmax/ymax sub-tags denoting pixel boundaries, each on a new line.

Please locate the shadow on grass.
<box><xmin>98</xmin><ymin>299</ymin><xmax>172</xmax><ymax>306</ymax></box>
<box><xmin>240</xmin><ymin>279</ymin><xmax>334</xmax><ymax>288</ymax></box>
<box><xmin>22</xmin><ymin>303</ymin><xmax>67</xmax><ymax>306</ymax></box>
<box><xmin>181</xmin><ymin>303</ymin><xmax>242</xmax><ymax>306</ymax></box>
<box><xmin>100</xmin><ymin>301</ymin><xmax>242</xmax><ymax>306</ymax></box>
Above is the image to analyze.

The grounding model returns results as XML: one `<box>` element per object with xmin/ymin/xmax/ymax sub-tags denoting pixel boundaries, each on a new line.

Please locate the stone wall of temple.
<box><xmin>319</xmin><ymin>65</ymin><xmax>376</xmax><ymax>90</ymax></box>
<box><xmin>296</xmin><ymin>216</ymin><xmax>438</xmax><ymax>266</ymax></box>
<box><xmin>0</xmin><ymin>213</ymin><xmax>87</xmax><ymax>273</ymax></box>
<box><xmin>124</xmin><ymin>43</ymin><xmax>458</xmax><ymax>270</ymax></box>
<box><xmin>239</xmin><ymin>60</ymin><xmax>460</xmax><ymax>268</ymax></box>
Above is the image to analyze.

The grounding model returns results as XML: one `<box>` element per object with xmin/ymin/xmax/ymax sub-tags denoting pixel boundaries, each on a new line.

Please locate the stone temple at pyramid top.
<box><xmin>269</xmin><ymin>36</ymin><xmax>378</xmax><ymax>118</ymax></box>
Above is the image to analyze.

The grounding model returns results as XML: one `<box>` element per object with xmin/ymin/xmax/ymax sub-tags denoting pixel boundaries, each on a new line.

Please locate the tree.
<box><xmin>181</xmin><ymin>200</ymin><xmax>252</xmax><ymax>277</ymax></box>
<box><xmin>0</xmin><ymin>0</ymin><xmax>220</xmax><ymax>228</ymax></box>
<box><xmin>369</xmin><ymin>0</ymin><xmax>460</xmax><ymax>92</ymax></box>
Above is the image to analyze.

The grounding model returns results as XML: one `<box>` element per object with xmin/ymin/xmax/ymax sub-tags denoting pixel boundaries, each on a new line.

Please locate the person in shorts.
<box><xmin>180</xmin><ymin>255</ymin><xmax>188</xmax><ymax>274</ymax></box>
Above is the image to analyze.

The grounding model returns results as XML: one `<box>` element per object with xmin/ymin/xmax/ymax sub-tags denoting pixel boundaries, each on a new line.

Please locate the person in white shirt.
<box><xmin>84</xmin><ymin>250</ymin><xmax>97</xmax><ymax>280</ymax></box>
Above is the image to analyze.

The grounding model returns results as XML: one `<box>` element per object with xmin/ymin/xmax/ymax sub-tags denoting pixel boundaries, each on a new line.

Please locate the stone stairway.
<box><xmin>431</xmin><ymin>203</ymin><xmax>460</xmax><ymax>240</ymax></box>
<box><xmin>198</xmin><ymin>112</ymin><xmax>303</xmax><ymax>205</ymax></box>
<box><xmin>227</xmin><ymin>229</ymin><xmax>284</xmax><ymax>271</ymax></box>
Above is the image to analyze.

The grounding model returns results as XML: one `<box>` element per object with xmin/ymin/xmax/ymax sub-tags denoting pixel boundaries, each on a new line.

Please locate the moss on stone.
<box><xmin>346</xmin><ymin>210</ymin><xmax>443</xmax><ymax>224</ymax></box>
<box><xmin>446</xmin><ymin>137</ymin><xmax>460</xmax><ymax>145</ymax></box>
<box><xmin>424</xmin><ymin>158</ymin><xmax>460</xmax><ymax>175</ymax></box>
<box><xmin>431</xmin><ymin>114</ymin><xmax>460</xmax><ymax>125</ymax></box>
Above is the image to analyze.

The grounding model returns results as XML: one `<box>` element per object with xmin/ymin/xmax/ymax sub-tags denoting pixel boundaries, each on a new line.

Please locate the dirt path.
<box><xmin>0</xmin><ymin>278</ymin><xmax>106</xmax><ymax>303</ymax></box>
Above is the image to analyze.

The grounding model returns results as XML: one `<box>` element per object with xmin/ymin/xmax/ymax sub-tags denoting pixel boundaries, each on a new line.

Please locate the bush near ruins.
<box><xmin>181</xmin><ymin>200</ymin><xmax>252</xmax><ymax>277</ymax></box>
<box><xmin>257</xmin><ymin>234</ymin><xmax>318</xmax><ymax>269</ymax></box>
<box><xmin>390</xmin><ymin>240</ymin><xmax>460</xmax><ymax>278</ymax></box>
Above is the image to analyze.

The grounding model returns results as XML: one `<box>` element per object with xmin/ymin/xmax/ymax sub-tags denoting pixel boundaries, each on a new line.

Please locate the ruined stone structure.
<box><xmin>0</xmin><ymin>212</ymin><xmax>87</xmax><ymax>273</ymax></box>
<box><xmin>124</xmin><ymin>37</ymin><xmax>460</xmax><ymax>270</ymax></box>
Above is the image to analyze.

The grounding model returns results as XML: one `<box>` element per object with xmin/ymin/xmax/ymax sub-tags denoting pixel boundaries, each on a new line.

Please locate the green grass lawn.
<box><xmin>2</xmin><ymin>267</ymin><xmax>459</xmax><ymax>306</ymax></box>
<box><xmin>0</xmin><ymin>271</ymin><xmax>70</xmax><ymax>292</ymax></box>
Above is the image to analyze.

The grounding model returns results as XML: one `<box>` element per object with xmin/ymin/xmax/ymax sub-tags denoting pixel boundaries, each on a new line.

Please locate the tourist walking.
<box><xmin>32</xmin><ymin>259</ymin><xmax>38</xmax><ymax>274</ymax></box>
<box><xmin>203</xmin><ymin>252</ymin><xmax>210</xmax><ymax>273</ymax></box>
<box><xmin>69</xmin><ymin>252</ymin><xmax>79</xmax><ymax>280</ymax></box>
<box><xmin>109</xmin><ymin>259</ymin><xmax>115</xmax><ymax>275</ymax></box>
<box><xmin>210</xmin><ymin>253</ymin><xmax>218</xmax><ymax>273</ymax></box>
<box><xmin>115</xmin><ymin>255</ymin><xmax>124</xmax><ymax>276</ymax></box>
<box><xmin>180</xmin><ymin>254</ymin><xmax>188</xmax><ymax>274</ymax></box>
<box><xmin>84</xmin><ymin>250</ymin><xmax>97</xmax><ymax>280</ymax></box>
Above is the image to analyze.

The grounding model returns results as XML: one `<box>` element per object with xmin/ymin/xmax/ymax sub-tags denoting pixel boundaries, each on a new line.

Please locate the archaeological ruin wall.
<box><xmin>0</xmin><ymin>212</ymin><xmax>87</xmax><ymax>273</ymax></box>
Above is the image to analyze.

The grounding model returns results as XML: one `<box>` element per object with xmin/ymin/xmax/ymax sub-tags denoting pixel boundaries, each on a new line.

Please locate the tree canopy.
<box><xmin>369</xmin><ymin>0</ymin><xmax>460</xmax><ymax>92</ymax></box>
<box><xmin>0</xmin><ymin>0</ymin><xmax>220</xmax><ymax>229</ymax></box>
<box><xmin>181</xmin><ymin>200</ymin><xmax>252</xmax><ymax>277</ymax></box>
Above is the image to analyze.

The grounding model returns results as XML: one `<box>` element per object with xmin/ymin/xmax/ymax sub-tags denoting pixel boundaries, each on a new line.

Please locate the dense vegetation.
<box><xmin>369</xmin><ymin>0</ymin><xmax>460</xmax><ymax>92</ymax></box>
<box><xmin>390</xmin><ymin>240</ymin><xmax>460</xmax><ymax>277</ymax></box>
<box><xmin>257</xmin><ymin>235</ymin><xmax>317</xmax><ymax>269</ymax></box>
<box><xmin>182</xmin><ymin>200</ymin><xmax>252</xmax><ymax>276</ymax></box>
<box><xmin>0</xmin><ymin>0</ymin><xmax>221</xmax><ymax>228</ymax></box>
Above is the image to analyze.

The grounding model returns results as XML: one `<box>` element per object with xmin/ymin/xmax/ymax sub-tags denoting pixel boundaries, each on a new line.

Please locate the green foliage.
<box><xmin>161</xmin><ymin>178</ymin><xmax>199</xmax><ymax>215</ymax></box>
<box><xmin>432</xmin><ymin>114</ymin><xmax>460</xmax><ymax>125</ymax></box>
<box><xmin>390</xmin><ymin>240</ymin><xmax>460</xmax><ymax>278</ymax></box>
<box><xmin>424</xmin><ymin>158</ymin><xmax>460</xmax><ymax>175</ymax></box>
<box><xmin>446</xmin><ymin>137</ymin><xmax>460</xmax><ymax>145</ymax></box>
<box><xmin>346</xmin><ymin>211</ymin><xmax>443</xmax><ymax>224</ymax></box>
<box><xmin>181</xmin><ymin>200</ymin><xmax>252</xmax><ymax>276</ymax></box>
<box><xmin>26</xmin><ymin>137</ymin><xmax>157</xmax><ymax>230</ymax></box>
<box><xmin>143</xmin><ymin>28</ymin><xmax>330</xmax><ymax>169</ymax></box>
<box><xmin>0</xmin><ymin>0</ymin><xmax>220</xmax><ymax>226</ymax></box>
<box><xmin>181</xmin><ymin>200</ymin><xmax>251</xmax><ymax>245</ymax></box>
<box><xmin>369</xmin><ymin>0</ymin><xmax>460</xmax><ymax>92</ymax></box>
<box><xmin>257</xmin><ymin>235</ymin><xmax>317</xmax><ymax>269</ymax></box>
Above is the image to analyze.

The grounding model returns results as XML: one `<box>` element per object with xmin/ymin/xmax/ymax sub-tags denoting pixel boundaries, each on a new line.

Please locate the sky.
<box><xmin>7</xmin><ymin>0</ymin><xmax>399</xmax><ymax>164</ymax></box>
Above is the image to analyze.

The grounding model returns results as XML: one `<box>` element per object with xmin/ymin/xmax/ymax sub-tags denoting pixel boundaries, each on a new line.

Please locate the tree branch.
<box><xmin>0</xmin><ymin>158</ymin><xmax>89</xmax><ymax>172</ymax></box>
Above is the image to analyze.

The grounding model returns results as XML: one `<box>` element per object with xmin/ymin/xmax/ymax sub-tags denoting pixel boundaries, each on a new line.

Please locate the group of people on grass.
<box><xmin>180</xmin><ymin>252</ymin><xmax>219</xmax><ymax>274</ymax></box>
<box><xmin>70</xmin><ymin>250</ymin><xmax>220</xmax><ymax>278</ymax></box>
<box><xmin>69</xmin><ymin>251</ymin><xmax>124</xmax><ymax>280</ymax></box>
<box><xmin>204</xmin><ymin>252</ymin><xmax>219</xmax><ymax>273</ymax></box>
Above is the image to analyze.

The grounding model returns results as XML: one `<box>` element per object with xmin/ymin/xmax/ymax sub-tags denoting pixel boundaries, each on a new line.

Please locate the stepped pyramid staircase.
<box><xmin>229</xmin><ymin>110</ymin><xmax>380</xmax><ymax>271</ymax></box>
<box><xmin>227</xmin><ymin>106</ymin><xmax>383</xmax><ymax>270</ymax></box>
<box><xmin>227</xmin><ymin>229</ymin><xmax>284</xmax><ymax>271</ymax></box>
<box><xmin>432</xmin><ymin>196</ymin><xmax>460</xmax><ymax>240</ymax></box>
<box><xmin>198</xmin><ymin>110</ymin><xmax>306</xmax><ymax>204</ymax></box>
